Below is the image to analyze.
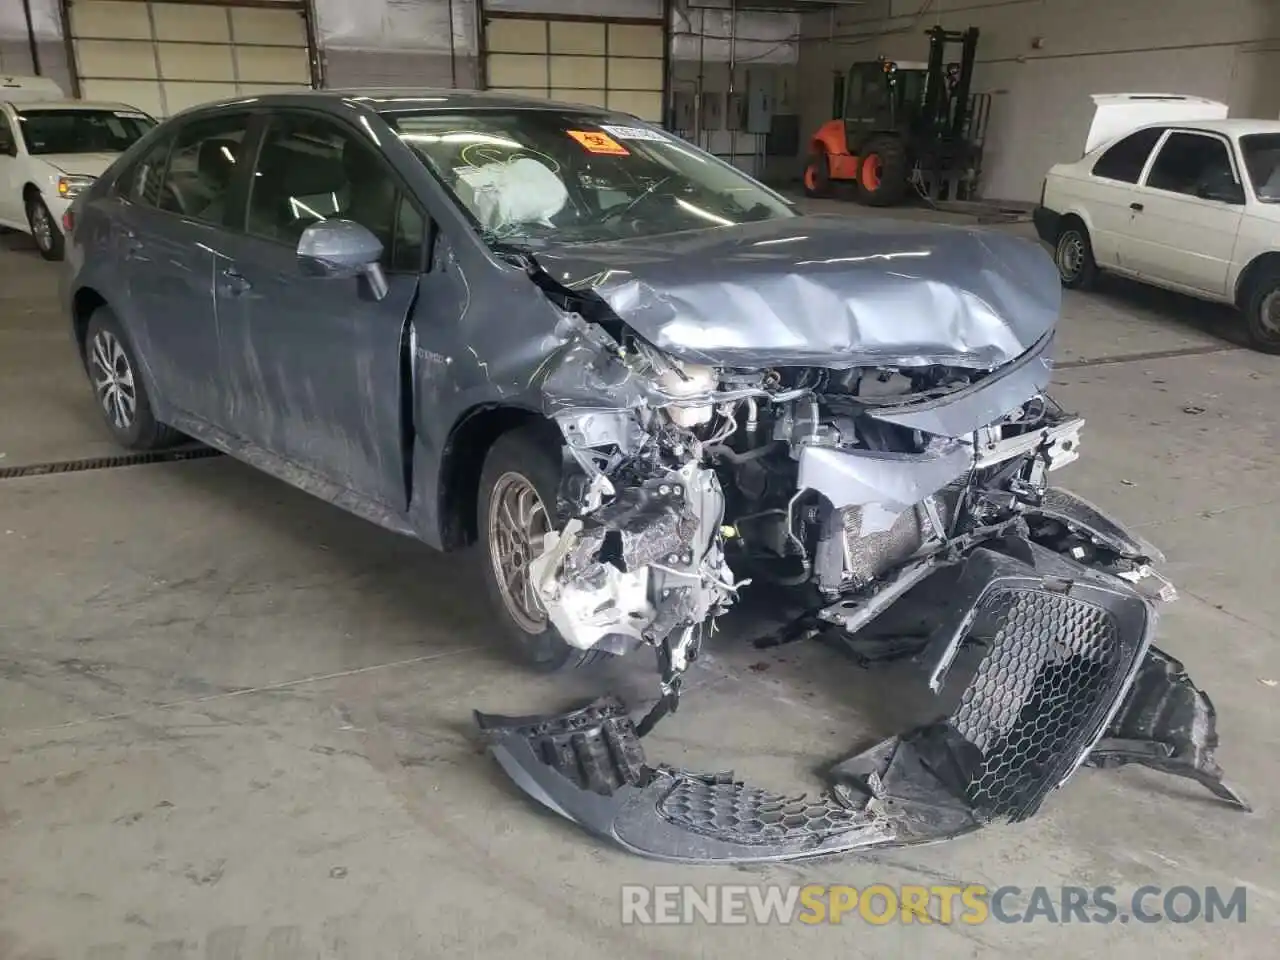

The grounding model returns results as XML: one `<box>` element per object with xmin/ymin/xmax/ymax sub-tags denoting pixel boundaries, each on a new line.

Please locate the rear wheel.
<box><xmin>477</xmin><ymin>427</ymin><xmax>603</xmax><ymax>672</ymax></box>
<box><xmin>1054</xmin><ymin>218</ymin><xmax>1098</xmax><ymax>290</ymax></box>
<box><xmin>83</xmin><ymin>308</ymin><xmax>180</xmax><ymax>450</ymax></box>
<box><xmin>854</xmin><ymin>135</ymin><xmax>909</xmax><ymax>207</ymax></box>
<box><xmin>1243</xmin><ymin>270</ymin><xmax>1280</xmax><ymax>355</ymax></box>
<box><xmin>803</xmin><ymin>151</ymin><xmax>832</xmax><ymax>198</ymax></box>
<box><xmin>26</xmin><ymin>195</ymin><xmax>64</xmax><ymax>261</ymax></box>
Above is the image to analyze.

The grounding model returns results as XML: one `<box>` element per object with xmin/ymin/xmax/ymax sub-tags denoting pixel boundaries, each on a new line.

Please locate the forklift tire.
<box><xmin>855</xmin><ymin>136</ymin><xmax>909</xmax><ymax>207</ymax></box>
<box><xmin>803</xmin><ymin>152</ymin><xmax>832</xmax><ymax>198</ymax></box>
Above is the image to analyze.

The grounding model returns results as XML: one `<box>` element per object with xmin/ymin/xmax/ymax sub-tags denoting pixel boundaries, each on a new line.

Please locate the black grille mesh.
<box><xmin>659</xmin><ymin>778</ymin><xmax>864</xmax><ymax>845</ymax></box>
<box><xmin>951</xmin><ymin>587</ymin><xmax>1123</xmax><ymax>820</ymax></box>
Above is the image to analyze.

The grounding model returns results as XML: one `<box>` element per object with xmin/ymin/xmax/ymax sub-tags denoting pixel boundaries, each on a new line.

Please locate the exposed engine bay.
<box><xmin>534</xmin><ymin>312</ymin><xmax>1127</xmax><ymax>707</ymax></box>
<box><xmin>476</xmin><ymin>260</ymin><xmax>1247</xmax><ymax>864</ymax></box>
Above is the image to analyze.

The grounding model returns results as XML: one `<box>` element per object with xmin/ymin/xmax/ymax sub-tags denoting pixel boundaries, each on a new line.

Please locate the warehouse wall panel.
<box><xmin>61</xmin><ymin>1</ymin><xmax>311</xmax><ymax>116</ymax></box>
<box><xmin>483</xmin><ymin>14</ymin><xmax>664</xmax><ymax>122</ymax></box>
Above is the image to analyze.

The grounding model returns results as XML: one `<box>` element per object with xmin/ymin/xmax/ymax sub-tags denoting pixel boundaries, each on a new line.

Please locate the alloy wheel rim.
<box><xmin>1057</xmin><ymin>231</ymin><xmax>1084</xmax><ymax>280</ymax></box>
<box><xmin>89</xmin><ymin>330</ymin><xmax>137</xmax><ymax>431</ymax></box>
<box><xmin>488</xmin><ymin>472</ymin><xmax>551</xmax><ymax>634</ymax></box>
<box><xmin>31</xmin><ymin>204</ymin><xmax>53</xmax><ymax>251</ymax></box>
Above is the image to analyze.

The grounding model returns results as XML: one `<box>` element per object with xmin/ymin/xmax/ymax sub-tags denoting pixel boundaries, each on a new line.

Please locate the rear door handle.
<box><xmin>220</xmin><ymin>267</ymin><xmax>252</xmax><ymax>296</ymax></box>
<box><xmin>1130</xmin><ymin>202</ymin><xmax>1144</xmax><ymax>212</ymax></box>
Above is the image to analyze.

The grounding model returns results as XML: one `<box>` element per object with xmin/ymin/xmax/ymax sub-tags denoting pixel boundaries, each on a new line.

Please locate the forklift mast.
<box><xmin>920</xmin><ymin>25</ymin><xmax>979</xmax><ymax>140</ymax></box>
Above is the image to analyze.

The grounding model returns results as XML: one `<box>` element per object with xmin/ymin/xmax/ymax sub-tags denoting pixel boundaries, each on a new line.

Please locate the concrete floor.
<box><xmin>1</xmin><ymin>209</ymin><xmax>1277</xmax><ymax>959</ymax></box>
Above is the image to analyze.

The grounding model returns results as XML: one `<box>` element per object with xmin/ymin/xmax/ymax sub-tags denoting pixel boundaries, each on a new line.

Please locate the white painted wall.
<box><xmin>799</xmin><ymin>0</ymin><xmax>1280</xmax><ymax>200</ymax></box>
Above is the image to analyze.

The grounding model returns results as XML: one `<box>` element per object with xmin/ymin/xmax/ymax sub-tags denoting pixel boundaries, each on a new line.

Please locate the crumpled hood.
<box><xmin>37</xmin><ymin>152</ymin><xmax>118</xmax><ymax>177</ymax></box>
<box><xmin>531</xmin><ymin>215</ymin><xmax>1060</xmax><ymax>370</ymax></box>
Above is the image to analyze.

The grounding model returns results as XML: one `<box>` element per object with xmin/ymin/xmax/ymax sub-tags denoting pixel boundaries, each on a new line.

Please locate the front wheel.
<box><xmin>26</xmin><ymin>196</ymin><xmax>64</xmax><ymax>261</ymax></box>
<box><xmin>477</xmin><ymin>427</ymin><xmax>603</xmax><ymax>672</ymax></box>
<box><xmin>1243</xmin><ymin>271</ymin><xmax>1280</xmax><ymax>355</ymax></box>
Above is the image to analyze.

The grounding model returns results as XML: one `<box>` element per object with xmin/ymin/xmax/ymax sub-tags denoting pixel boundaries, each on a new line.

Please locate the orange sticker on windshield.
<box><xmin>567</xmin><ymin>130</ymin><xmax>630</xmax><ymax>156</ymax></box>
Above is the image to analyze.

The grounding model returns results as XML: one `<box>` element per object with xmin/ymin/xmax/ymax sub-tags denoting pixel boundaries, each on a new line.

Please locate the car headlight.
<box><xmin>56</xmin><ymin>175</ymin><xmax>96</xmax><ymax>199</ymax></box>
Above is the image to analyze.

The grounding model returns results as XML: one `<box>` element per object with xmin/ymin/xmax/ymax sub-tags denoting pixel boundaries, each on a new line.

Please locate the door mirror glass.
<box><xmin>297</xmin><ymin>219</ymin><xmax>388</xmax><ymax>299</ymax></box>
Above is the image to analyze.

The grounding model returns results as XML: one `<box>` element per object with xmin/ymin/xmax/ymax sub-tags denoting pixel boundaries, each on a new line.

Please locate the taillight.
<box><xmin>62</xmin><ymin>210</ymin><xmax>75</xmax><ymax>233</ymax></box>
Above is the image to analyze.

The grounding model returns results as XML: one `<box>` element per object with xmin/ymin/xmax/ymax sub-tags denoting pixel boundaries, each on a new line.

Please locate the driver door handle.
<box><xmin>220</xmin><ymin>267</ymin><xmax>252</xmax><ymax>296</ymax></box>
<box><xmin>122</xmin><ymin>230</ymin><xmax>144</xmax><ymax>259</ymax></box>
<box><xmin>1130</xmin><ymin>202</ymin><xmax>1144</xmax><ymax>212</ymax></box>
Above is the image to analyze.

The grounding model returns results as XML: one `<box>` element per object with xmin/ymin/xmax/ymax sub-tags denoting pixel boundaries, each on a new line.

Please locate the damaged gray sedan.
<box><xmin>64</xmin><ymin>90</ymin><xmax>1245</xmax><ymax>864</ymax></box>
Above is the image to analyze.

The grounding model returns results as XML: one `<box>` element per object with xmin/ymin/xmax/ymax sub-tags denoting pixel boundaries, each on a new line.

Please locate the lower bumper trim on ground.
<box><xmin>476</xmin><ymin>542</ymin><xmax>1245</xmax><ymax>863</ymax></box>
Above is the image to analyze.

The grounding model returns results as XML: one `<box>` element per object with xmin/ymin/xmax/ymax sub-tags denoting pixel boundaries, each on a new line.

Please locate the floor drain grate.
<box><xmin>0</xmin><ymin>446</ymin><xmax>223</xmax><ymax>480</ymax></box>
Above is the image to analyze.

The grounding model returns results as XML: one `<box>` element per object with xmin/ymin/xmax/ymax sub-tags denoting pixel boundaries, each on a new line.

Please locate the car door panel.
<box><xmin>214</xmin><ymin>234</ymin><xmax>417</xmax><ymax>508</ymax></box>
<box><xmin>114</xmin><ymin>112</ymin><xmax>254</xmax><ymax>424</ymax></box>
<box><xmin>1122</xmin><ymin>194</ymin><xmax>1242</xmax><ymax>295</ymax></box>
<box><xmin>213</xmin><ymin>110</ymin><xmax>426</xmax><ymax>510</ymax></box>
<box><xmin>117</xmin><ymin>206</ymin><xmax>222</xmax><ymax>417</ymax></box>
<box><xmin>1119</xmin><ymin>130</ymin><xmax>1244</xmax><ymax>296</ymax></box>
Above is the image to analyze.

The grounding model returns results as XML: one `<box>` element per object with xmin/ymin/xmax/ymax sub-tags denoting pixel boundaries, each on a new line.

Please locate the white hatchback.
<box><xmin>1035</xmin><ymin>93</ymin><xmax>1280</xmax><ymax>353</ymax></box>
<box><xmin>0</xmin><ymin>83</ymin><xmax>154</xmax><ymax>260</ymax></box>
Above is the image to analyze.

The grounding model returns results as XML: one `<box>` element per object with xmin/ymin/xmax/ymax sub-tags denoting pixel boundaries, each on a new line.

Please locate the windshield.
<box><xmin>380</xmin><ymin>108</ymin><xmax>794</xmax><ymax>246</ymax></box>
<box><xmin>16</xmin><ymin>109</ymin><xmax>155</xmax><ymax>156</ymax></box>
<box><xmin>1241</xmin><ymin>134</ymin><xmax>1280</xmax><ymax>202</ymax></box>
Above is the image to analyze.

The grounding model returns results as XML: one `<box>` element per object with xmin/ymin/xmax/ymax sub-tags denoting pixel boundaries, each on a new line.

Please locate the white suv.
<box><xmin>1035</xmin><ymin>93</ymin><xmax>1280</xmax><ymax>353</ymax></box>
<box><xmin>0</xmin><ymin>76</ymin><xmax>154</xmax><ymax>260</ymax></box>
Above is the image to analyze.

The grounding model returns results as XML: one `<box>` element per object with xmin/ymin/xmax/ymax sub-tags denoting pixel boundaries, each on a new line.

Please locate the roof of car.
<box><xmin>1154</xmin><ymin>118</ymin><xmax>1280</xmax><ymax>137</ymax></box>
<box><xmin>187</xmin><ymin>87</ymin><xmax>617</xmax><ymax>116</ymax></box>
<box><xmin>6</xmin><ymin>99</ymin><xmax>147</xmax><ymax>113</ymax></box>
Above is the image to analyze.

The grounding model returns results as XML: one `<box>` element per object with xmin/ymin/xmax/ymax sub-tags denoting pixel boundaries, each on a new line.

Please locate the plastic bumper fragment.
<box><xmin>476</xmin><ymin>696</ymin><xmax>897</xmax><ymax>862</ymax></box>
<box><xmin>1087</xmin><ymin>647</ymin><xmax>1250</xmax><ymax>811</ymax></box>
<box><xmin>476</xmin><ymin>544</ymin><xmax>1244</xmax><ymax>863</ymax></box>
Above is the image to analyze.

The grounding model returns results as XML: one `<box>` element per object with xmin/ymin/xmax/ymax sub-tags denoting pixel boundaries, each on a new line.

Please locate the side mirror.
<box><xmin>296</xmin><ymin>219</ymin><xmax>388</xmax><ymax>300</ymax></box>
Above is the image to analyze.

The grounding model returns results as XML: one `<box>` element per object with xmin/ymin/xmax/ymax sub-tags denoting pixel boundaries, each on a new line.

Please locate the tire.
<box><xmin>1053</xmin><ymin>218</ymin><xmax>1099</xmax><ymax>290</ymax></box>
<box><xmin>26</xmin><ymin>195</ymin><xmax>64</xmax><ymax>261</ymax></box>
<box><xmin>83</xmin><ymin>308</ymin><xmax>180</xmax><ymax>450</ymax></box>
<box><xmin>477</xmin><ymin>426</ymin><xmax>603</xmax><ymax>672</ymax></box>
<box><xmin>803</xmin><ymin>151</ymin><xmax>832</xmax><ymax>198</ymax></box>
<box><xmin>854</xmin><ymin>135</ymin><xmax>909</xmax><ymax>207</ymax></box>
<box><xmin>1242</xmin><ymin>269</ymin><xmax>1280</xmax><ymax>355</ymax></box>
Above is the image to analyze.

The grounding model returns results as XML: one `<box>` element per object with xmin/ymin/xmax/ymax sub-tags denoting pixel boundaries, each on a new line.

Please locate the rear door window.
<box><xmin>1091</xmin><ymin>127</ymin><xmax>1165</xmax><ymax>183</ymax></box>
<box><xmin>122</xmin><ymin>136</ymin><xmax>173</xmax><ymax>207</ymax></box>
<box><xmin>157</xmin><ymin>113</ymin><xmax>253</xmax><ymax>225</ymax></box>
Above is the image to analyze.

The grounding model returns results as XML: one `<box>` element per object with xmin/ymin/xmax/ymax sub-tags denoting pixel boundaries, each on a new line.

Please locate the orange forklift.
<box><xmin>803</xmin><ymin>26</ymin><xmax>989</xmax><ymax>206</ymax></box>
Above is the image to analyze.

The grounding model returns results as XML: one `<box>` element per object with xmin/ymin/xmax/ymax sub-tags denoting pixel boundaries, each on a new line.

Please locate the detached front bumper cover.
<box><xmin>476</xmin><ymin>541</ymin><xmax>1246</xmax><ymax>864</ymax></box>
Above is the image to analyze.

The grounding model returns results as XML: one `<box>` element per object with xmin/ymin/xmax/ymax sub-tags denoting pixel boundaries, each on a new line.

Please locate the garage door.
<box><xmin>484</xmin><ymin>16</ymin><xmax>664</xmax><ymax>123</ymax></box>
<box><xmin>66</xmin><ymin>0</ymin><xmax>313</xmax><ymax>118</ymax></box>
